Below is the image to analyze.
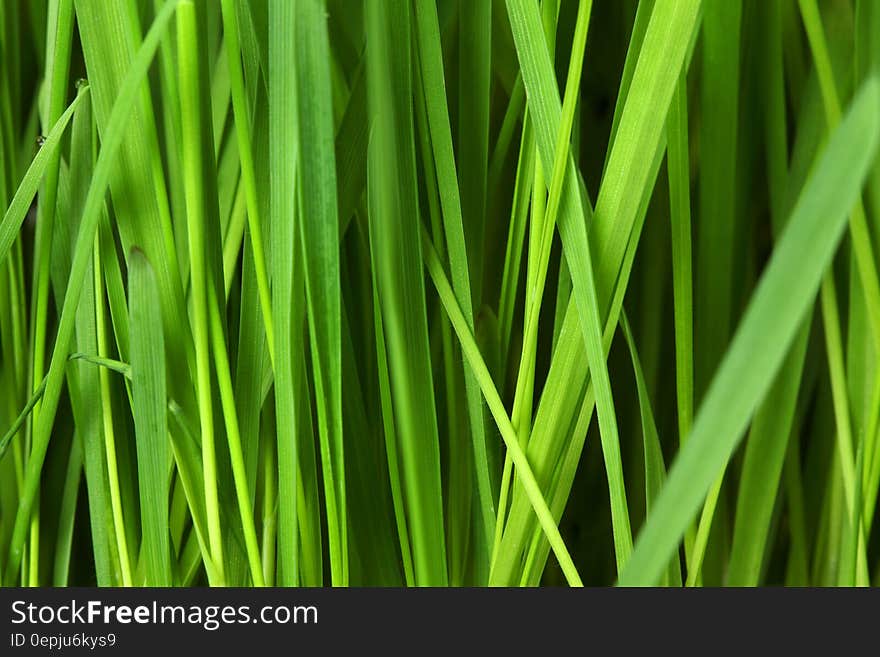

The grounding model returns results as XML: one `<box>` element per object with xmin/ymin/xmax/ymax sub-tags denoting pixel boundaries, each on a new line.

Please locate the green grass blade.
<box><xmin>3</xmin><ymin>0</ymin><xmax>180</xmax><ymax>586</ymax></box>
<box><xmin>268</xmin><ymin>0</ymin><xmax>299</xmax><ymax>587</ymax></box>
<box><xmin>219</xmin><ymin>0</ymin><xmax>274</xmax><ymax>362</ymax></box>
<box><xmin>507</xmin><ymin>0</ymin><xmax>637</xmax><ymax>574</ymax></box>
<box><xmin>335</xmin><ymin>66</ymin><xmax>367</xmax><ymax>231</ymax></box>
<box><xmin>74</xmin><ymin>0</ymin><xmax>193</xmax><ymax>405</ymax></box>
<box><xmin>492</xmin><ymin>0</ymin><xmax>699</xmax><ymax>584</ymax></box>
<box><xmin>233</xmin><ymin>240</ymin><xmax>269</xmax><ymax>528</ymax></box>
<box><xmin>340</xmin><ymin>303</ymin><xmax>404</xmax><ymax>585</ymax></box>
<box><xmin>413</xmin><ymin>0</ymin><xmax>495</xmax><ymax>574</ymax></box>
<box><xmin>457</xmin><ymin>0</ymin><xmax>491</xmax><ymax>306</ymax></box>
<box><xmin>666</xmin><ymin>76</ymin><xmax>693</xmax><ymax>448</ymax></box>
<box><xmin>819</xmin><ymin>273</ymin><xmax>870</xmax><ymax>585</ymax></box>
<box><xmin>366</xmin><ymin>0</ymin><xmax>447</xmax><ymax>586</ymax></box>
<box><xmin>177</xmin><ymin>0</ymin><xmax>226</xmax><ymax>584</ymax></box>
<box><xmin>725</xmin><ymin>1</ymin><xmax>813</xmax><ymax>585</ymax></box>
<box><xmin>28</xmin><ymin>15</ymin><xmax>76</xmax><ymax>565</ymax></box>
<box><xmin>0</xmin><ymin>378</ymin><xmax>47</xmax><ymax>462</ymax></box>
<box><xmin>726</xmin><ymin>322</ymin><xmax>811</xmax><ymax>586</ymax></box>
<box><xmin>695</xmin><ymin>0</ymin><xmax>741</xmax><ymax>394</ymax></box>
<box><xmin>591</xmin><ymin>0</ymin><xmax>701</xmax><ymax>305</ymax></box>
<box><xmin>63</xmin><ymin>82</ymin><xmax>136</xmax><ymax>588</ymax></box>
<box><xmin>493</xmin><ymin>142</ymin><xmax>666</xmax><ymax>586</ymax></box>
<box><xmin>167</xmin><ymin>399</ymin><xmax>221</xmax><ymax>585</ymax></box>
<box><xmin>620</xmin><ymin>312</ymin><xmax>681</xmax><ymax>587</ymax></box>
<box><xmin>422</xmin><ymin>229</ymin><xmax>582</xmax><ymax>586</ymax></box>
<box><xmin>369</xmin><ymin>262</ymin><xmax>415</xmax><ymax>586</ymax></box>
<box><xmin>798</xmin><ymin>0</ymin><xmax>880</xmax><ymax>353</ymax></box>
<box><xmin>783</xmin><ymin>427</ymin><xmax>810</xmax><ymax>585</ymax></box>
<box><xmin>293</xmin><ymin>0</ymin><xmax>347</xmax><ymax>586</ymax></box>
<box><xmin>665</xmin><ymin>72</ymin><xmax>696</xmax><ymax>567</ymax></box>
<box><xmin>619</xmin><ymin>78</ymin><xmax>880</xmax><ymax>586</ymax></box>
<box><xmin>50</xmin><ymin>436</ymin><xmax>82</xmax><ymax>585</ymax></box>
<box><xmin>413</xmin><ymin>56</ymin><xmax>472</xmax><ymax>585</ymax></box>
<box><xmin>606</xmin><ymin>0</ymin><xmax>655</xmax><ymax>150</ymax></box>
<box><xmin>0</xmin><ymin>90</ymin><xmax>85</xmax><ymax>267</ymax></box>
<box><xmin>497</xmin><ymin>116</ymin><xmax>535</xmax><ymax>372</ymax></box>
<box><xmin>57</xmin><ymin>166</ymin><xmax>116</xmax><ymax>588</ymax></box>
<box><xmin>129</xmin><ymin>249</ymin><xmax>172</xmax><ymax>586</ymax></box>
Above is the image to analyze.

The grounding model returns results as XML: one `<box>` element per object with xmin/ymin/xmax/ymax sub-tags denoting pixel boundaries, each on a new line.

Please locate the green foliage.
<box><xmin>2</xmin><ymin>0</ymin><xmax>880</xmax><ymax>587</ymax></box>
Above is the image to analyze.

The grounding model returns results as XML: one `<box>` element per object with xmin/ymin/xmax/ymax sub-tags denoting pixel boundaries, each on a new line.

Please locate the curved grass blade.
<box><xmin>0</xmin><ymin>377</ymin><xmax>47</xmax><ymax>463</ymax></box>
<box><xmin>0</xmin><ymin>89</ymin><xmax>86</xmax><ymax>268</ymax></box>
<box><xmin>68</xmin><ymin>354</ymin><xmax>132</xmax><ymax>379</ymax></box>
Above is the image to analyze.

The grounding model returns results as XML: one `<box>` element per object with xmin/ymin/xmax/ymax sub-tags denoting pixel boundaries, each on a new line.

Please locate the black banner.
<box><xmin>0</xmin><ymin>587</ymin><xmax>875</xmax><ymax>653</ymax></box>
